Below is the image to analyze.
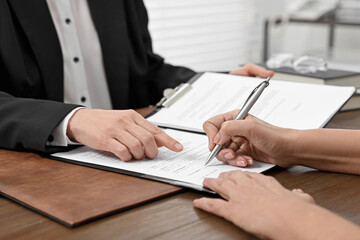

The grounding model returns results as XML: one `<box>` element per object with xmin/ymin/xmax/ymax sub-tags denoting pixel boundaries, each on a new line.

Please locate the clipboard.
<box><xmin>146</xmin><ymin>72</ymin><xmax>355</xmax><ymax>133</ymax></box>
<box><xmin>50</xmin><ymin>72</ymin><xmax>354</xmax><ymax>197</ymax></box>
<box><xmin>147</xmin><ymin>73</ymin><xmax>202</xmax><ymax>118</ymax></box>
<box><xmin>50</xmin><ymin>128</ymin><xmax>273</xmax><ymax>194</ymax></box>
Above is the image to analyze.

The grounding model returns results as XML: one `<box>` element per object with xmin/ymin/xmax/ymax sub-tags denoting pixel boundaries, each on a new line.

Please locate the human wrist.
<box><xmin>261</xmin><ymin>197</ymin><xmax>313</xmax><ymax>240</ymax></box>
<box><xmin>67</xmin><ymin>108</ymin><xmax>87</xmax><ymax>142</ymax></box>
<box><xmin>275</xmin><ymin>128</ymin><xmax>302</xmax><ymax>167</ymax></box>
<box><xmin>264</xmin><ymin>199</ymin><xmax>360</xmax><ymax>240</ymax></box>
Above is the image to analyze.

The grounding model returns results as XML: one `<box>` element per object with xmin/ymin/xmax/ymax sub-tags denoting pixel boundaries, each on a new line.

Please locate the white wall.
<box><xmin>144</xmin><ymin>0</ymin><xmax>261</xmax><ymax>72</ymax></box>
<box><xmin>144</xmin><ymin>0</ymin><xmax>360</xmax><ymax>72</ymax></box>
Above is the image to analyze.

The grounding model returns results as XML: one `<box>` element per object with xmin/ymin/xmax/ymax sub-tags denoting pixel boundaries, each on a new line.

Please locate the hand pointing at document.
<box><xmin>64</xmin><ymin>64</ymin><xmax>273</xmax><ymax>162</ymax></box>
<box><xmin>67</xmin><ymin>109</ymin><xmax>183</xmax><ymax>161</ymax></box>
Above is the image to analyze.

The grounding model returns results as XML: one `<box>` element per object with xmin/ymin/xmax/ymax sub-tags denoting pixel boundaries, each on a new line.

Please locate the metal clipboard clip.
<box><xmin>156</xmin><ymin>83</ymin><xmax>192</xmax><ymax>108</ymax></box>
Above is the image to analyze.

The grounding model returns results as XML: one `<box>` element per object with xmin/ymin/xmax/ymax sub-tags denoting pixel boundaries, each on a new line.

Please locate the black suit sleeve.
<box><xmin>135</xmin><ymin>0</ymin><xmax>197</xmax><ymax>102</ymax></box>
<box><xmin>0</xmin><ymin>0</ymin><xmax>193</xmax><ymax>153</ymax></box>
<box><xmin>0</xmin><ymin>91</ymin><xmax>80</xmax><ymax>152</ymax></box>
<box><xmin>0</xmin><ymin>1</ymin><xmax>81</xmax><ymax>153</ymax></box>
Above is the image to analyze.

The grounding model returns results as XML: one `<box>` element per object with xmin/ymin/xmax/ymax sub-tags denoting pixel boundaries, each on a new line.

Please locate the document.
<box><xmin>52</xmin><ymin>129</ymin><xmax>274</xmax><ymax>192</ymax></box>
<box><xmin>52</xmin><ymin>72</ymin><xmax>354</xmax><ymax>192</ymax></box>
<box><xmin>147</xmin><ymin>72</ymin><xmax>355</xmax><ymax>132</ymax></box>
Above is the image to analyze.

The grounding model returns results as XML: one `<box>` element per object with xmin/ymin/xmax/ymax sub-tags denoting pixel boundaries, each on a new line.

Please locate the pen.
<box><xmin>205</xmin><ymin>77</ymin><xmax>271</xmax><ymax>166</ymax></box>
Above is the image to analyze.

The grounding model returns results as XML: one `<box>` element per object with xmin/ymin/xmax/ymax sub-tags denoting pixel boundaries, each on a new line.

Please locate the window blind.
<box><xmin>143</xmin><ymin>0</ymin><xmax>258</xmax><ymax>72</ymax></box>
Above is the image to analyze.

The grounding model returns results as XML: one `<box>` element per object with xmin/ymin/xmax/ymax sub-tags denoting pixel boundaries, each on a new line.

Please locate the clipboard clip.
<box><xmin>156</xmin><ymin>83</ymin><xmax>192</xmax><ymax>108</ymax></box>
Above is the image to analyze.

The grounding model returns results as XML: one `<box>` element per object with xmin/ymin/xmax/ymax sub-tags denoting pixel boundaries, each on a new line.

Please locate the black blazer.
<box><xmin>0</xmin><ymin>0</ymin><xmax>196</xmax><ymax>152</ymax></box>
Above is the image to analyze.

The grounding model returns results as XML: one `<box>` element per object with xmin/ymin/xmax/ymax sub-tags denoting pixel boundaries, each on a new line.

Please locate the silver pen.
<box><xmin>205</xmin><ymin>77</ymin><xmax>271</xmax><ymax>166</ymax></box>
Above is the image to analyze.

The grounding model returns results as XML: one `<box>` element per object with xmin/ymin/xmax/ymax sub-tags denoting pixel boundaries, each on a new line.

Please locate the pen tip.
<box><xmin>205</xmin><ymin>154</ymin><xmax>212</xmax><ymax>166</ymax></box>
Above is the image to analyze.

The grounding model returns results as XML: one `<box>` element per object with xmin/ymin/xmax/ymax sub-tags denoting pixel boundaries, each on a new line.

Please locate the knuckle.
<box><xmin>103</xmin><ymin>137</ymin><xmax>114</xmax><ymax>148</ymax></box>
<box><xmin>105</xmin><ymin>127</ymin><xmax>118</xmax><ymax>135</ymax></box>
<box><xmin>216</xmin><ymin>179</ymin><xmax>224</xmax><ymax>187</ymax></box>
<box><xmin>150</xmin><ymin>124</ymin><xmax>163</xmax><ymax>135</ymax></box>
<box><xmin>129</xmin><ymin>140</ymin><xmax>142</xmax><ymax>150</ymax></box>
<box><xmin>121</xmin><ymin>156</ymin><xmax>132</xmax><ymax>162</ymax></box>
<box><xmin>208</xmin><ymin>201</ymin><xmax>218</xmax><ymax>210</ymax></box>
<box><xmin>126</xmin><ymin>109</ymin><xmax>136</xmax><ymax>115</ymax></box>
<box><xmin>128</xmin><ymin>109</ymin><xmax>141</xmax><ymax>118</ymax></box>
<box><xmin>116</xmin><ymin>114</ymin><xmax>130</xmax><ymax>125</ymax></box>
<box><xmin>221</xmin><ymin>122</ymin><xmax>231</xmax><ymax>132</ymax></box>
<box><xmin>202</xmin><ymin>122</ymin><xmax>207</xmax><ymax>131</ymax></box>
<box><xmin>308</xmin><ymin>196</ymin><xmax>316</xmax><ymax>204</ymax></box>
<box><xmin>118</xmin><ymin>110</ymin><xmax>136</xmax><ymax>121</ymax></box>
<box><xmin>142</xmin><ymin>132</ymin><xmax>154</xmax><ymax>145</ymax></box>
<box><xmin>229</xmin><ymin>160</ymin><xmax>238</xmax><ymax>167</ymax></box>
<box><xmin>222</xmin><ymin>179</ymin><xmax>231</xmax><ymax>186</ymax></box>
<box><xmin>148</xmin><ymin>148</ymin><xmax>159</xmax><ymax>159</ymax></box>
<box><xmin>117</xmin><ymin>145</ymin><xmax>129</xmax><ymax>156</ymax></box>
<box><xmin>118</xmin><ymin>149</ymin><xmax>129</xmax><ymax>158</ymax></box>
<box><xmin>245</xmin><ymin>63</ymin><xmax>255</xmax><ymax>68</ymax></box>
<box><xmin>233</xmin><ymin>170</ymin><xmax>242</xmax><ymax>176</ymax></box>
<box><xmin>114</xmin><ymin>147</ymin><xmax>132</xmax><ymax>161</ymax></box>
<box><xmin>203</xmin><ymin>120</ymin><xmax>210</xmax><ymax>130</ymax></box>
<box><xmin>98</xmin><ymin>135</ymin><xmax>112</xmax><ymax>149</ymax></box>
<box><xmin>265</xmin><ymin>176</ymin><xmax>276</xmax><ymax>182</ymax></box>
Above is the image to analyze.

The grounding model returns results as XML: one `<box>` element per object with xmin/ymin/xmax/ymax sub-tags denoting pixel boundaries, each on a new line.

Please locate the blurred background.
<box><xmin>143</xmin><ymin>0</ymin><xmax>360</xmax><ymax>72</ymax></box>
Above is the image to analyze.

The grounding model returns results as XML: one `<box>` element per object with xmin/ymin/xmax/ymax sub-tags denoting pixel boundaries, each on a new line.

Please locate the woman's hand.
<box><xmin>230</xmin><ymin>64</ymin><xmax>274</xmax><ymax>78</ymax></box>
<box><xmin>203</xmin><ymin>111</ymin><xmax>295</xmax><ymax>167</ymax></box>
<box><xmin>193</xmin><ymin>171</ymin><xmax>315</xmax><ymax>239</ymax></box>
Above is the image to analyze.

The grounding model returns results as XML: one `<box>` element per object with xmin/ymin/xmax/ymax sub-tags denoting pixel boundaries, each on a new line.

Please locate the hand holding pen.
<box><xmin>204</xmin><ymin>77</ymin><xmax>271</xmax><ymax>166</ymax></box>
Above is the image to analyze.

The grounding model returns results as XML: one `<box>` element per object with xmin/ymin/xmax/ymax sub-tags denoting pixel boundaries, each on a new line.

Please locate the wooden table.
<box><xmin>1</xmin><ymin>109</ymin><xmax>360</xmax><ymax>240</ymax></box>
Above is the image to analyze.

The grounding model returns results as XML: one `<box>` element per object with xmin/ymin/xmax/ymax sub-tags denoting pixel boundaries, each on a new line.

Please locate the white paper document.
<box><xmin>52</xmin><ymin>72</ymin><xmax>354</xmax><ymax>192</ymax></box>
<box><xmin>52</xmin><ymin>129</ymin><xmax>274</xmax><ymax>191</ymax></box>
<box><xmin>147</xmin><ymin>72</ymin><xmax>355</xmax><ymax>133</ymax></box>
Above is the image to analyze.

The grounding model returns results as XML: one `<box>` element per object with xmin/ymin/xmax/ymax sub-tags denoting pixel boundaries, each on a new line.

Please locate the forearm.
<box><xmin>286</xmin><ymin>129</ymin><xmax>360</xmax><ymax>175</ymax></box>
<box><xmin>266</xmin><ymin>200</ymin><xmax>360</xmax><ymax>240</ymax></box>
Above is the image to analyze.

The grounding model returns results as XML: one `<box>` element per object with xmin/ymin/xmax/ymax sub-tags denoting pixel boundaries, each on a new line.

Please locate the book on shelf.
<box><xmin>269</xmin><ymin>66</ymin><xmax>360</xmax><ymax>86</ymax></box>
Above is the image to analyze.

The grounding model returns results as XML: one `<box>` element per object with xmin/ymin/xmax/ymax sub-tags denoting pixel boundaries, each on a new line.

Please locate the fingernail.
<box><xmin>237</xmin><ymin>160</ymin><xmax>246</xmax><ymax>167</ymax></box>
<box><xmin>214</xmin><ymin>134</ymin><xmax>220</xmax><ymax>144</ymax></box>
<box><xmin>224</xmin><ymin>152</ymin><xmax>234</xmax><ymax>160</ymax></box>
<box><xmin>193</xmin><ymin>199</ymin><xmax>198</xmax><ymax>204</ymax></box>
<box><xmin>175</xmin><ymin>143</ymin><xmax>183</xmax><ymax>150</ymax></box>
<box><xmin>248</xmin><ymin>159</ymin><xmax>253</xmax><ymax>165</ymax></box>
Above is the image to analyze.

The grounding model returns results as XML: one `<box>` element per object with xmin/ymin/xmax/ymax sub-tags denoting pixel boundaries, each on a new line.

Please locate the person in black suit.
<box><xmin>0</xmin><ymin>0</ymin><xmax>273</xmax><ymax>160</ymax></box>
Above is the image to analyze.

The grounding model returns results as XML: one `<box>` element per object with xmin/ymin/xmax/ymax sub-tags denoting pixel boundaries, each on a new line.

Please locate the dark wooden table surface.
<box><xmin>1</xmin><ymin>109</ymin><xmax>360</xmax><ymax>240</ymax></box>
